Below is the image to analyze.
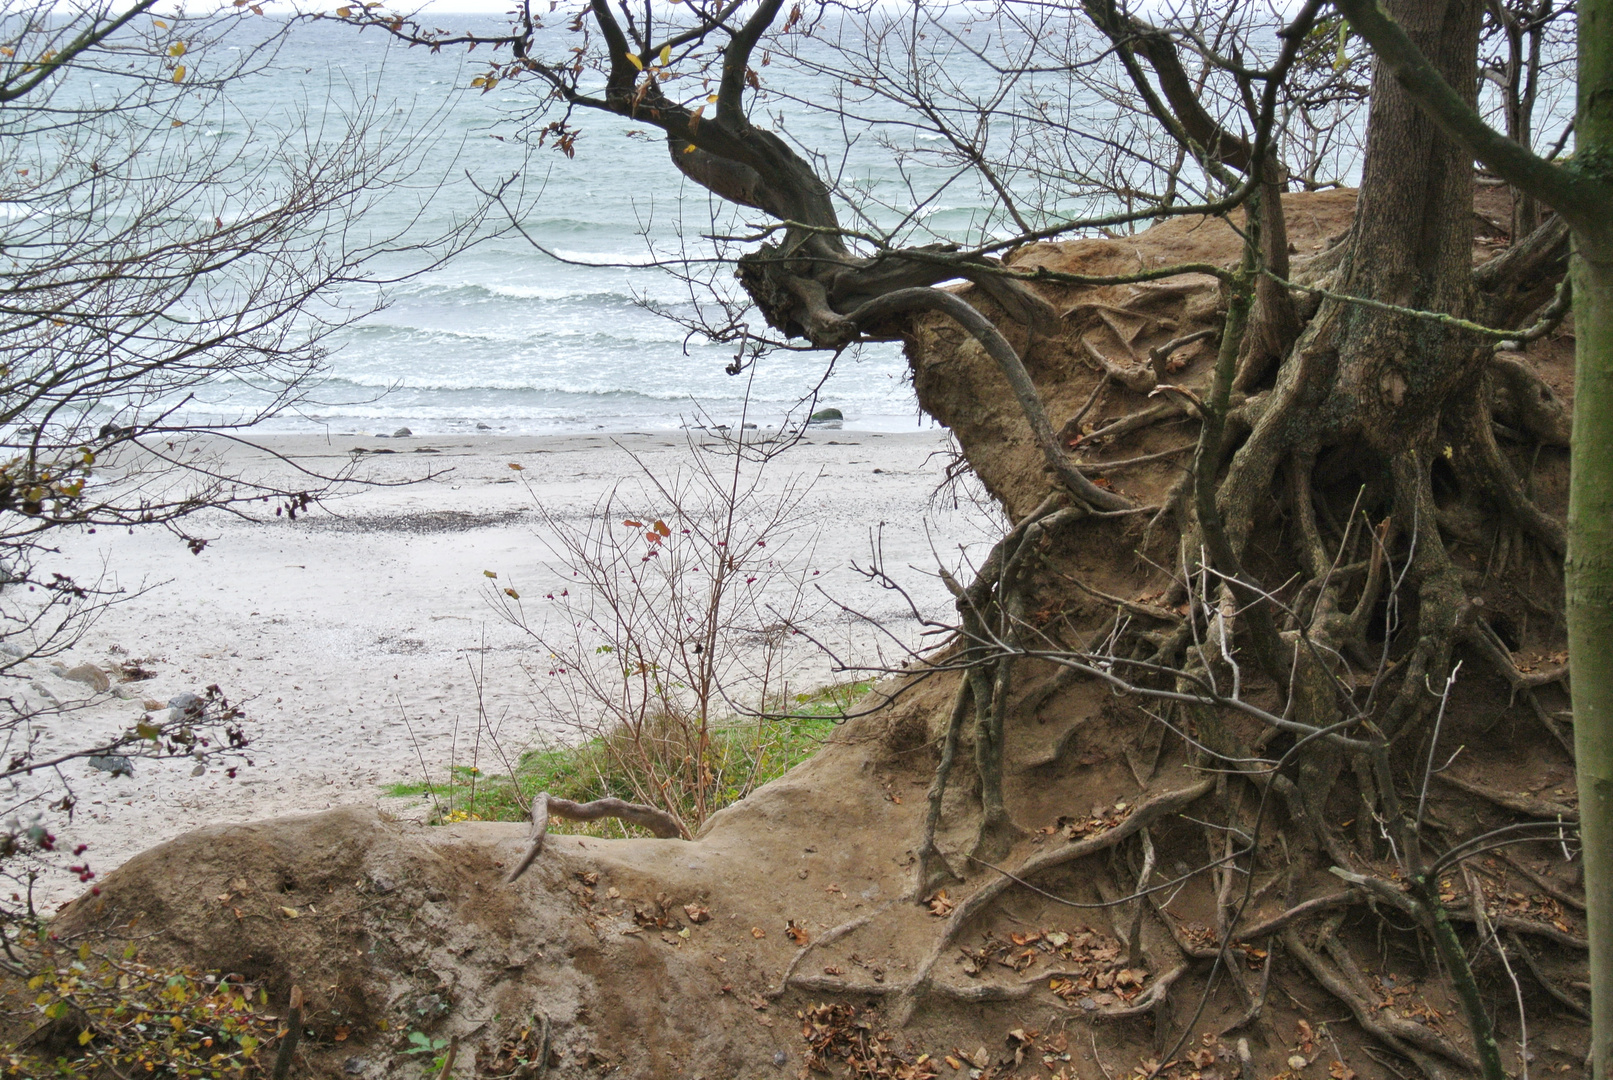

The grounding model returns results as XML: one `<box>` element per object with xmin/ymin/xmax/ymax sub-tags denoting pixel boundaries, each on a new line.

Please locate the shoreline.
<box><xmin>21</xmin><ymin>429</ymin><xmax>998</xmax><ymax>905</ymax></box>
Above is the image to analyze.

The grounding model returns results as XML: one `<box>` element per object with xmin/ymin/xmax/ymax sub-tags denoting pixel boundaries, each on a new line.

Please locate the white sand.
<box><xmin>18</xmin><ymin>428</ymin><xmax>998</xmax><ymax>904</ymax></box>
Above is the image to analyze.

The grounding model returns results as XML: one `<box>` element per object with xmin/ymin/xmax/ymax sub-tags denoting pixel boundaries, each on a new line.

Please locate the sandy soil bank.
<box><xmin>18</xmin><ymin>427</ymin><xmax>996</xmax><ymax>905</ymax></box>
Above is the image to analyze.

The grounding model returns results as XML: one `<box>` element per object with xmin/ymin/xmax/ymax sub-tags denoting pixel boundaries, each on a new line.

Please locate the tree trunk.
<box><xmin>1333</xmin><ymin>0</ymin><xmax>1484</xmax><ymax>442</ymax></box>
<box><xmin>1568</xmin><ymin>243</ymin><xmax>1613</xmax><ymax>1080</ymax></box>
<box><xmin>1568</xmin><ymin>1</ymin><xmax>1613</xmax><ymax>1072</ymax></box>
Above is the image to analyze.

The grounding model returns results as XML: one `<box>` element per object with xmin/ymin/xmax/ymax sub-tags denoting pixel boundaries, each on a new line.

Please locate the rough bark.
<box><xmin>1331</xmin><ymin>0</ymin><xmax>1613</xmax><ymax>1069</ymax></box>
<box><xmin>1567</xmin><ymin>116</ymin><xmax>1613</xmax><ymax>1080</ymax></box>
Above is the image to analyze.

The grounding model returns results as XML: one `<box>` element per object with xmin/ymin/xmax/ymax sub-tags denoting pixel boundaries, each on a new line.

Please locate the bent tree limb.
<box><xmin>506</xmin><ymin>792</ymin><xmax>685</xmax><ymax>883</ymax></box>
<box><xmin>846</xmin><ymin>288</ymin><xmax>1132</xmax><ymax>512</ymax></box>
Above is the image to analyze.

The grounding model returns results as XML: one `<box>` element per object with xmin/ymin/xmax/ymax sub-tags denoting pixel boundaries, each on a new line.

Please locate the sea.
<box><xmin>15</xmin><ymin>5</ymin><xmax>1577</xmax><ymax>439</ymax></box>
<box><xmin>146</xmin><ymin>13</ymin><xmax>1045</xmax><ymax>438</ymax></box>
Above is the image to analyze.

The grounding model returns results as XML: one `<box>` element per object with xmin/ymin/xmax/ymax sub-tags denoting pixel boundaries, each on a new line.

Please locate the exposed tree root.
<box><xmin>1082</xmin><ymin>961</ymin><xmax>1187</xmax><ymax>1020</ymax></box>
<box><xmin>1490</xmin><ymin>353</ymin><xmax>1572</xmax><ymax>447</ymax></box>
<box><xmin>1075</xmin><ymin>400</ymin><xmax>1197</xmax><ymax>448</ymax></box>
<box><xmin>1282</xmin><ymin>923</ymin><xmax>1475</xmax><ymax>1080</ymax></box>
<box><xmin>913</xmin><ymin>681</ymin><xmax>970</xmax><ymax>899</ymax></box>
<box><xmin>1454</xmin><ymin>393</ymin><xmax>1566</xmax><ymax>556</ymax></box>
<box><xmin>768</xmin><ymin>904</ymin><xmax>895</xmax><ymax>1000</ymax></box>
<box><xmin>891</xmin><ymin>778</ymin><xmax>1215</xmax><ymax>1023</ymax></box>
<box><xmin>1082</xmin><ymin>337</ymin><xmax>1158</xmax><ymax>394</ymax></box>
<box><xmin>1495</xmin><ymin>849</ymin><xmax>1585</xmax><ymax>911</ymax></box>
<box><xmin>785</xmin><ymin>974</ymin><xmax>1036</xmax><ymax>1003</ymax></box>
<box><xmin>1507</xmin><ymin>931</ymin><xmax>1591</xmax><ymax>1021</ymax></box>
<box><xmin>505</xmin><ymin>793</ymin><xmax>684</xmax><ymax>883</ymax></box>
<box><xmin>1233</xmin><ymin>889</ymin><xmax>1365</xmax><ymax>942</ymax></box>
<box><xmin>1431</xmin><ymin>771</ymin><xmax>1579</xmax><ymax>822</ymax></box>
<box><xmin>1462</xmin><ymin>619</ymin><xmax>1576</xmax><ymax>755</ymax></box>
<box><xmin>1446</xmin><ymin>908</ymin><xmax>1588</xmax><ymax>950</ymax></box>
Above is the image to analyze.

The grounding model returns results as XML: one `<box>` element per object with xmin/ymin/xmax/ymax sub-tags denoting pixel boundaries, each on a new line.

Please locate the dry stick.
<box><xmin>505</xmin><ymin>792</ymin><xmax>684</xmax><ymax>884</ymax></box>
<box><xmin>1091</xmin><ymin>1027</ymin><xmax>1116</xmax><ymax>1080</ymax></box>
<box><xmin>270</xmin><ymin>986</ymin><xmax>303</xmax><ymax>1080</ymax></box>
<box><xmin>397</xmin><ymin>697</ymin><xmax>443</xmax><ymax>820</ymax></box>
<box><xmin>1220</xmin><ymin>874</ymin><xmax>1307</xmax><ymax>1038</ymax></box>
<box><xmin>891</xmin><ymin>778</ymin><xmax>1214</xmax><ymax>1023</ymax></box>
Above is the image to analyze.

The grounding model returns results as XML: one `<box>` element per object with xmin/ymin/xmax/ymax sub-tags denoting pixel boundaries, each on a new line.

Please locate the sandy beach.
<box><xmin>18</xmin><ymin>427</ymin><xmax>997</xmax><ymax>905</ymax></box>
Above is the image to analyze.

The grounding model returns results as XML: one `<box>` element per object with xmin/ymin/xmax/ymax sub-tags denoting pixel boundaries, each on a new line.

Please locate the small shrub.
<box><xmin>0</xmin><ymin>934</ymin><xmax>282</xmax><ymax>1078</ymax></box>
<box><xmin>385</xmin><ymin>681</ymin><xmax>870</xmax><ymax>834</ymax></box>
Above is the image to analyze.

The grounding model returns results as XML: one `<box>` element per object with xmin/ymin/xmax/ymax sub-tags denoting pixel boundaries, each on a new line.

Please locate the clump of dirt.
<box><xmin>9</xmin><ymin>190</ymin><xmax>1588</xmax><ymax>1079</ymax></box>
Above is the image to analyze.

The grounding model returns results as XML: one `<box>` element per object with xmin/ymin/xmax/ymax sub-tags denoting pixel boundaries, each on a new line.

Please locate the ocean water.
<box><xmin>44</xmin><ymin>6</ymin><xmax>1521</xmax><ymax>439</ymax></box>
<box><xmin>171</xmin><ymin>15</ymin><xmax>1008</xmax><ymax>437</ymax></box>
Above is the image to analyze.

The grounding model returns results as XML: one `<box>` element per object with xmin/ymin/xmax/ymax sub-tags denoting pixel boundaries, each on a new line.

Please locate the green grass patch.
<box><xmin>383</xmin><ymin>681</ymin><xmax>871</xmax><ymax>835</ymax></box>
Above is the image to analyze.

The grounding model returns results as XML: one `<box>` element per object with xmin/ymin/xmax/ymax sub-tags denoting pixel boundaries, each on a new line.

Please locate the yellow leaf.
<box><xmin>658</xmin><ymin>43</ymin><xmax>670</xmax><ymax>66</ymax></box>
<box><xmin>168</xmin><ymin>41</ymin><xmax>186</xmax><ymax>57</ymax></box>
<box><xmin>280</xmin><ymin>906</ymin><xmax>299</xmax><ymax>918</ymax></box>
<box><xmin>336</xmin><ymin>5</ymin><xmax>352</xmax><ymax>14</ymax></box>
<box><xmin>171</xmin><ymin>119</ymin><xmax>184</xmax><ymax>127</ymax></box>
<box><xmin>78</xmin><ymin>942</ymin><xmax>91</xmax><ymax>962</ymax></box>
<box><xmin>483</xmin><ymin>570</ymin><xmax>497</xmax><ymax>578</ymax></box>
<box><xmin>508</xmin><ymin>462</ymin><xmax>524</xmax><ymax>470</ymax></box>
<box><xmin>172</xmin><ymin>65</ymin><xmax>185</xmax><ymax>82</ymax></box>
<box><xmin>624</xmin><ymin>51</ymin><xmax>643</xmax><ymax>70</ymax></box>
<box><xmin>153</xmin><ymin>17</ymin><xmax>167</xmax><ymax>26</ymax></box>
<box><xmin>78</xmin><ymin>1029</ymin><xmax>93</xmax><ymax>1045</ymax></box>
<box><xmin>683</xmin><ymin>143</ymin><xmax>696</xmax><ymax>153</ymax></box>
<box><xmin>706</xmin><ymin>92</ymin><xmax>718</xmax><ymax>103</ymax></box>
<box><xmin>503</xmin><ymin>587</ymin><xmax>520</xmax><ymax>599</ymax></box>
<box><xmin>0</xmin><ymin>47</ymin><xmax>13</xmax><ymax>57</ymax></box>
